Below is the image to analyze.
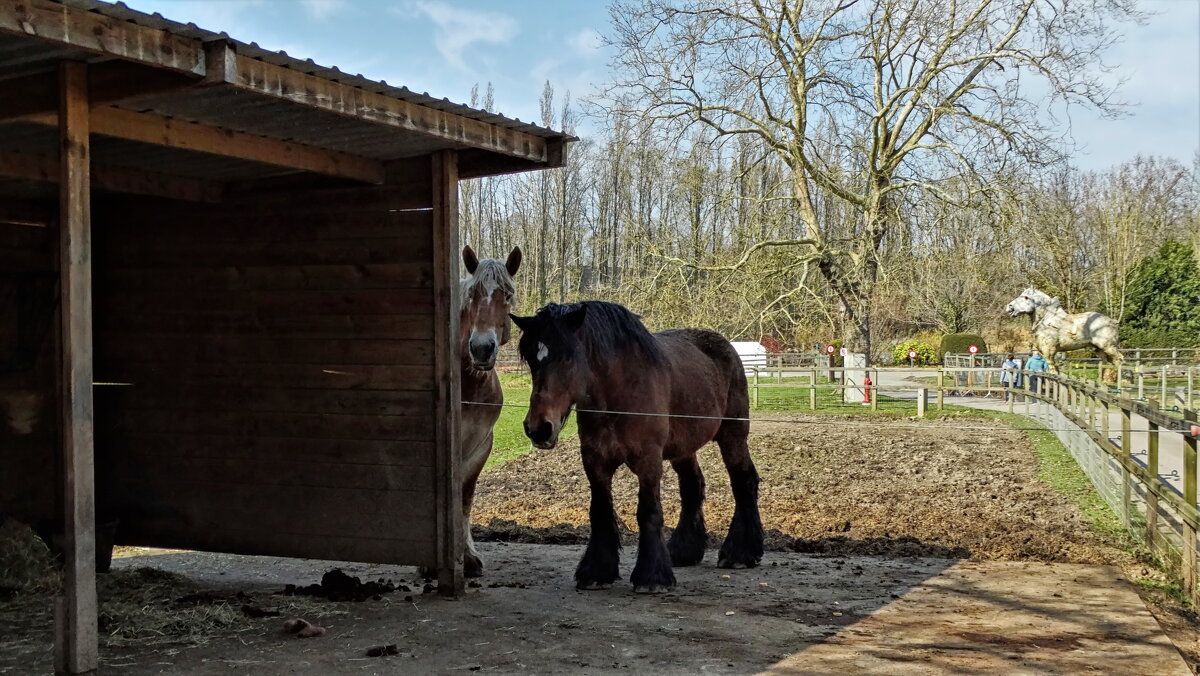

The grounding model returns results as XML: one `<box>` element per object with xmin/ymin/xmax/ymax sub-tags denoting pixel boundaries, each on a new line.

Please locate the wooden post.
<box><xmin>431</xmin><ymin>150</ymin><xmax>463</xmax><ymax>597</ymax></box>
<box><xmin>870</xmin><ymin>370</ymin><xmax>878</xmax><ymax>411</ymax></box>
<box><xmin>1138</xmin><ymin>369</ymin><xmax>1145</xmax><ymax>401</ymax></box>
<box><xmin>1146</xmin><ymin>421</ymin><xmax>1160</xmax><ymax>552</ymax></box>
<box><xmin>776</xmin><ymin>362</ymin><xmax>783</xmax><ymax>383</ymax></box>
<box><xmin>752</xmin><ymin>367</ymin><xmax>760</xmax><ymax>409</ymax></box>
<box><xmin>1101</xmin><ymin>398</ymin><xmax>1110</xmax><ymax>445</ymax></box>
<box><xmin>937</xmin><ymin>368</ymin><xmax>944</xmax><ymax>411</ymax></box>
<box><xmin>1161</xmin><ymin>365</ymin><xmax>1168</xmax><ymax>409</ymax></box>
<box><xmin>1189</xmin><ymin>368</ymin><xmax>1195</xmax><ymax>410</ymax></box>
<box><xmin>54</xmin><ymin>61</ymin><xmax>98</xmax><ymax>676</ymax></box>
<box><xmin>809</xmin><ymin>369</ymin><xmax>816</xmax><ymax>410</ymax></box>
<box><xmin>1121</xmin><ymin>406</ymin><xmax>1132</xmax><ymax>530</ymax></box>
<box><xmin>1183</xmin><ymin>417</ymin><xmax>1198</xmax><ymax>603</ymax></box>
<box><xmin>917</xmin><ymin>388</ymin><xmax>928</xmax><ymax>417</ymax></box>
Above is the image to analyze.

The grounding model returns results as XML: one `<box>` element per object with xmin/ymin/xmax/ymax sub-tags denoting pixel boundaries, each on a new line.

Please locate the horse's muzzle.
<box><xmin>524</xmin><ymin>419</ymin><xmax>558</xmax><ymax>449</ymax></box>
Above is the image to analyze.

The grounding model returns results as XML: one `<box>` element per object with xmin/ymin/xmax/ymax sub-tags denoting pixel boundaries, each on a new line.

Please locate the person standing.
<box><xmin>1026</xmin><ymin>348</ymin><xmax>1049</xmax><ymax>395</ymax></box>
<box><xmin>1000</xmin><ymin>354</ymin><xmax>1018</xmax><ymax>401</ymax></box>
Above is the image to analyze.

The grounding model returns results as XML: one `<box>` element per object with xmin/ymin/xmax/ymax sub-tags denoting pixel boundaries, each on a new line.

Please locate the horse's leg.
<box><xmin>667</xmin><ymin>456</ymin><xmax>707</xmax><ymax>566</ymax></box>
<box><xmin>715</xmin><ymin>420</ymin><xmax>764</xmax><ymax>569</ymax></box>
<box><xmin>461</xmin><ymin>431</ymin><xmax>492</xmax><ymax>578</ymax></box>
<box><xmin>576</xmin><ymin>454</ymin><xmax>622</xmax><ymax>590</ymax></box>
<box><xmin>628</xmin><ymin>452</ymin><xmax>676</xmax><ymax>593</ymax></box>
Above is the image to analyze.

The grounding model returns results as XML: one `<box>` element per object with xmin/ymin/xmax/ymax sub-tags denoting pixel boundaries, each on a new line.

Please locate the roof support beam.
<box><xmin>0</xmin><ymin>61</ymin><xmax>197</xmax><ymax>122</ymax></box>
<box><xmin>22</xmin><ymin>107</ymin><xmax>386</xmax><ymax>184</ymax></box>
<box><xmin>0</xmin><ymin>148</ymin><xmax>224</xmax><ymax>202</ymax></box>
<box><xmin>225</xmin><ymin>51</ymin><xmax>557</xmax><ymax>167</ymax></box>
<box><xmin>0</xmin><ymin>0</ymin><xmax>204</xmax><ymax>75</ymax></box>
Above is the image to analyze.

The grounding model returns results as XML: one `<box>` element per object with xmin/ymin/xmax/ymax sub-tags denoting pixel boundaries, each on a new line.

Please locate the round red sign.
<box><xmin>968</xmin><ymin>345</ymin><xmax>978</xmax><ymax>354</ymax></box>
<box><xmin>825</xmin><ymin>345</ymin><xmax>835</xmax><ymax>354</ymax></box>
<box><xmin>908</xmin><ymin>350</ymin><xmax>917</xmax><ymax>359</ymax></box>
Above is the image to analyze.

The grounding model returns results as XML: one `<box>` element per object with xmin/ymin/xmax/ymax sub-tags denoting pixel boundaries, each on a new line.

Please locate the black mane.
<box><xmin>522</xmin><ymin>301</ymin><xmax>667</xmax><ymax>368</ymax></box>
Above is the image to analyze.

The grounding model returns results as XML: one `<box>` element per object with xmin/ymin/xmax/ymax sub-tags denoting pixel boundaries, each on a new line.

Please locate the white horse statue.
<box><xmin>1004</xmin><ymin>287</ymin><xmax>1123</xmax><ymax>380</ymax></box>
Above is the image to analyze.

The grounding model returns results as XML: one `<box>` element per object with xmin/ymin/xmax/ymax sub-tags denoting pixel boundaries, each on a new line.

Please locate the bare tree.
<box><xmin>604</xmin><ymin>0</ymin><xmax>1138</xmax><ymax>356</ymax></box>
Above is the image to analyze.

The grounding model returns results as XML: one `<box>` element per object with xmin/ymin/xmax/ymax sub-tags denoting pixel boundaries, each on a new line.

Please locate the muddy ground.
<box><xmin>3</xmin><ymin>413</ymin><xmax>1198</xmax><ymax>673</ymax></box>
<box><xmin>0</xmin><ymin>545</ymin><xmax>1190</xmax><ymax>675</ymax></box>
<box><xmin>474</xmin><ymin>414</ymin><xmax>1118</xmax><ymax>563</ymax></box>
<box><xmin>472</xmin><ymin>413</ymin><xmax>1200</xmax><ymax>670</ymax></box>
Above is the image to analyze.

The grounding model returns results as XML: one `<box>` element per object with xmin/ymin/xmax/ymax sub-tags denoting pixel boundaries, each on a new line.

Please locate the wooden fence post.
<box><xmin>917</xmin><ymin>388</ymin><xmax>928</xmax><ymax>417</ymax></box>
<box><xmin>1147</xmin><ymin>421</ymin><xmax>1160</xmax><ymax>553</ymax></box>
<box><xmin>870</xmin><ymin>370</ymin><xmax>878</xmax><ymax>411</ymax></box>
<box><xmin>752</xmin><ymin>368</ymin><xmax>760</xmax><ymax>410</ymax></box>
<box><xmin>1101</xmin><ymin>398</ymin><xmax>1110</xmax><ymax>444</ymax></box>
<box><xmin>1161</xmin><ymin>365</ymin><xmax>1168</xmax><ymax>409</ymax></box>
<box><xmin>937</xmin><ymin>368</ymin><xmax>944</xmax><ymax>411</ymax></box>
<box><xmin>1138</xmin><ymin>369</ymin><xmax>1145</xmax><ymax>401</ymax></box>
<box><xmin>1122</xmin><ymin>406</ymin><xmax>1133</xmax><ymax>530</ymax></box>
<box><xmin>809</xmin><ymin>369</ymin><xmax>817</xmax><ymax>411</ymax></box>
<box><xmin>1183</xmin><ymin>416</ymin><xmax>1198</xmax><ymax>604</ymax></box>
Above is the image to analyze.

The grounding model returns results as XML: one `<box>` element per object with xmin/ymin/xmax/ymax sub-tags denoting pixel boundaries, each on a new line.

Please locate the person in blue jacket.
<box><xmin>1026</xmin><ymin>348</ymin><xmax>1049</xmax><ymax>394</ymax></box>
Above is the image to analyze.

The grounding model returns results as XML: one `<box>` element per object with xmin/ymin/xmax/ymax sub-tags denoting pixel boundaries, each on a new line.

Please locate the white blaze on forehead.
<box><xmin>479</xmin><ymin>277</ymin><xmax>498</xmax><ymax>304</ymax></box>
<box><xmin>536</xmin><ymin>342</ymin><xmax>549</xmax><ymax>362</ymax></box>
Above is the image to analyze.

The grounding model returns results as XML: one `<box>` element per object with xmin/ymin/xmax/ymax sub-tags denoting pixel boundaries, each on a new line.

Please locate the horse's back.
<box><xmin>655</xmin><ymin>328</ymin><xmax>749</xmax><ymax>416</ymax></box>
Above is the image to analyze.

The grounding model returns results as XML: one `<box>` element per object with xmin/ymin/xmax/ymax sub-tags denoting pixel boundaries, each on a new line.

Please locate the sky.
<box><xmin>125</xmin><ymin>0</ymin><xmax>1198</xmax><ymax>172</ymax></box>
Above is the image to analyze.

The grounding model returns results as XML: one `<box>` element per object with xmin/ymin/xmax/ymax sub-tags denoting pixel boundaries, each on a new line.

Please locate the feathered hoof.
<box><xmin>633</xmin><ymin>584</ymin><xmax>673</xmax><ymax>594</ymax></box>
<box><xmin>576</xmin><ymin>581</ymin><xmax>613</xmax><ymax>591</ymax></box>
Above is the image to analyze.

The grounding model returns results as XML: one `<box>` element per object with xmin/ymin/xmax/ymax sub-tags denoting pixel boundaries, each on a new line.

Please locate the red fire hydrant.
<box><xmin>863</xmin><ymin>374</ymin><xmax>872</xmax><ymax>406</ymax></box>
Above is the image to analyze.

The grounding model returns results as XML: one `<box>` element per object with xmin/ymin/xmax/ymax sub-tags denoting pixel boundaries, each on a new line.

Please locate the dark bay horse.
<box><xmin>511</xmin><ymin>301</ymin><xmax>763</xmax><ymax>593</ymax></box>
<box><xmin>458</xmin><ymin>245</ymin><xmax>521</xmax><ymax>577</ymax></box>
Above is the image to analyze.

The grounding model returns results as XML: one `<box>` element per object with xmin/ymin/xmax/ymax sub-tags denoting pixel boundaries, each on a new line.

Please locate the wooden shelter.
<box><xmin>0</xmin><ymin>1</ymin><xmax>570</xmax><ymax>671</ymax></box>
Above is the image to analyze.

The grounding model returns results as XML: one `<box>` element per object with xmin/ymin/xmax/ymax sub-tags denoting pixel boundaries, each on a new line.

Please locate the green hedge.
<box><xmin>939</xmin><ymin>333</ymin><xmax>988</xmax><ymax>360</ymax></box>
<box><xmin>892</xmin><ymin>340</ymin><xmax>937</xmax><ymax>365</ymax></box>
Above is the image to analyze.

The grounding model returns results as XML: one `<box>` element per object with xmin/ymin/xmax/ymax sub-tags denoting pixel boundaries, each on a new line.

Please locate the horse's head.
<box><xmin>460</xmin><ymin>245</ymin><xmax>521</xmax><ymax>371</ymax></box>
<box><xmin>510</xmin><ymin>303</ymin><xmax>589</xmax><ymax>449</ymax></box>
<box><xmin>1005</xmin><ymin>287</ymin><xmax>1045</xmax><ymax>317</ymax></box>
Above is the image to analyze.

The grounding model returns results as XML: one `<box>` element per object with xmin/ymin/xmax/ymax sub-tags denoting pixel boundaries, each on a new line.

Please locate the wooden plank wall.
<box><xmin>0</xmin><ymin>214</ymin><xmax>58</xmax><ymax>524</ymax></box>
<box><xmin>91</xmin><ymin>173</ymin><xmax>441</xmax><ymax>565</ymax></box>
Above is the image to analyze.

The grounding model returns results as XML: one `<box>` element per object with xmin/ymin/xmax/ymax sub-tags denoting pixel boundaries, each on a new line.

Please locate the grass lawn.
<box><xmin>486</xmin><ymin>373</ymin><xmax>577</xmax><ymax>469</ymax></box>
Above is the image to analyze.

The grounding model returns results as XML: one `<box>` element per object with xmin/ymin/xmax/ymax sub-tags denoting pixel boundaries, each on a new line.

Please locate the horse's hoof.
<box><xmin>576</xmin><ymin>581</ymin><xmax>612</xmax><ymax>591</ymax></box>
<box><xmin>633</xmin><ymin>584</ymin><xmax>673</xmax><ymax>594</ymax></box>
<box><xmin>465</xmin><ymin>553</ymin><xmax>484</xmax><ymax>578</ymax></box>
<box><xmin>717</xmin><ymin>556</ymin><xmax>759</xmax><ymax>570</ymax></box>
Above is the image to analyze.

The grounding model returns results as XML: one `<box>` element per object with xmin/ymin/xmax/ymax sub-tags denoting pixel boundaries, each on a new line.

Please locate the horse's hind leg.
<box><xmin>576</xmin><ymin>455</ymin><xmax>622</xmax><ymax>590</ymax></box>
<box><xmin>628</xmin><ymin>452</ymin><xmax>676</xmax><ymax>593</ymax></box>
<box><xmin>667</xmin><ymin>456</ymin><xmax>707</xmax><ymax>566</ymax></box>
<box><xmin>715</xmin><ymin>421</ymin><xmax>764</xmax><ymax>569</ymax></box>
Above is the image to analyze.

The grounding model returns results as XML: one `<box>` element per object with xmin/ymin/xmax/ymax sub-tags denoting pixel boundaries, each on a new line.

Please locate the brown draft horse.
<box><xmin>511</xmin><ymin>301</ymin><xmax>764</xmax><ymax>593</ymax></box>
<box><xmin>458</xmin><ymin>245</ymin><xmax>521</xmax><ymax>577</ymax></box>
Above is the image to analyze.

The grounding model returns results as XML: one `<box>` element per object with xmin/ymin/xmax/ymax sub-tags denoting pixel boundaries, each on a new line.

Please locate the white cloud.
<box><xmin>411</xmin><ymin>1</ymin><xmax>519</xmax><ymax>72</ymax></box>
<box><xmin>568</xmin><ymin>27</ymin><xmax>602</xmax><ymax>55</ymax></box>
<box><xmin>301</xmin><ymin>0</ymin><xmax>346</xmax><ymax>21</ymax></box>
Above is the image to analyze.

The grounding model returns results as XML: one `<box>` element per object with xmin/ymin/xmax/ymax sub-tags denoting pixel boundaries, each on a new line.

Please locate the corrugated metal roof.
<box><xmin>53</xmin><ymin>0</ymin><xmax>571</xmax><ymax>142</ymax></box>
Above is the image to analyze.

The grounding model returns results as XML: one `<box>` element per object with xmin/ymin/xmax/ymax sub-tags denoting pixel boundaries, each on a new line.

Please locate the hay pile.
<box><xmin>0</xmin><ymin>518</ymin><xmax>61</xmax><ymax>596</ymax></box>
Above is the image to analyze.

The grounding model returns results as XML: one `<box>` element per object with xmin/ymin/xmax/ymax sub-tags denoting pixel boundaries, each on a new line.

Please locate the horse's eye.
<box><xmin>505</xmin><ymin>294</ymin><xmax>513</xmax><ymax>304</ymax></box>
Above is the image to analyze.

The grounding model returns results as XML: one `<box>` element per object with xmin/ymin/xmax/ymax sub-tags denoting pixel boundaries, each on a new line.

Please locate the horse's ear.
<box><xmin>506</xmin><ymin>247</ymin><xmax>522</xmax><ymax>277</ymax></box>
<box><xmin>563</xmin><ymin>304</ymin><xmax>588</xmax><ymax>333</ymax></box>
<box><xmin>462</xmin><ymin>246</ymin><xmax>479</xmax><ymax>275</ymax></box>
<box><xmin>509</xmin><ymin>313</ymin><xmax>535</xmax><ymax>333</ymax></box>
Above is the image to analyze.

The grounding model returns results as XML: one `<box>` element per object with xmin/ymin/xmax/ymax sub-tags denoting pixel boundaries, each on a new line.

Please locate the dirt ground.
<box><xmin>3</xmin><ymin>413</ymin><xmax>1198</xmax><ymax>673</ymax></box>
<box><xmin>0</xmin><ymin>544</ymin><xmax>1190</xmax><ymax>675</ymax></box>
<box><xmin>474</xmin><ymin>414</ymin><xmax>1119</xmax><ymax>563</ymax></box>
<box><xmin>472</xmin><ymin>413</ymin><xmax>1200</xmax><ymax>669</ymax></box>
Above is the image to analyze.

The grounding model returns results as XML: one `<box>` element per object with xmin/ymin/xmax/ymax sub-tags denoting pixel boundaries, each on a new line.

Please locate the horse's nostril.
<box><xmin>524</xmin><ymin>420</ymin><xmax>553</xmax><ymax>443</ymax></box>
